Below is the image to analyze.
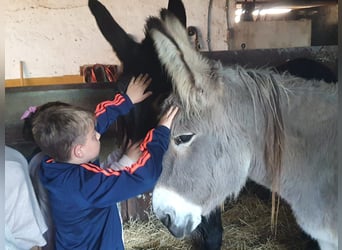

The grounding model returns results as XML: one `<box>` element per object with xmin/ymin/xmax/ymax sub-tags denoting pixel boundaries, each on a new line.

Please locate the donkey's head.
<box><xmin>148</xmin><ymin>12</ymin><xmax>256</xmax><ymax>238</ymax></box>
<box><xmin>88</xmin><ymin>0</ymin><xmax>186</xmax><ymax>145</ymax></box>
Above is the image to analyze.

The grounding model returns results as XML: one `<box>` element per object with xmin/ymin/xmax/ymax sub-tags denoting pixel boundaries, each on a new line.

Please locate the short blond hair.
<box><xmin>32</xmin><ymin>105</ymin><xmax>95</xmax><ymax>162</ymax></box>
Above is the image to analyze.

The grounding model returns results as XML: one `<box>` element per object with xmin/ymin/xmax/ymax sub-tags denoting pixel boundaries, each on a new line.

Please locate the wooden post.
<box><xmin>19</xmin><ymin>61</ymin><xmax>24</xmax><ymax>86</ymax></box>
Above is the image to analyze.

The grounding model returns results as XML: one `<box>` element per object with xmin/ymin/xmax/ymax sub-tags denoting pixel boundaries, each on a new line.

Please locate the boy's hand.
<box><xmin>126</xmin><ymin>74</ymin><xmax>153</xmax><ymax>104</ymax></box>
<box><xmin>158</xmin><ymin>106</ymin><xmax>179</xmax><ymax>129</ymax></box>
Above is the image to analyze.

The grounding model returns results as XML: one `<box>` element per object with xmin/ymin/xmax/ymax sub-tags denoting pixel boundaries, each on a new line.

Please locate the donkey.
<box><xmin>88</xmin><ymin>0</ymin><xmax>185</xmax><ymax>144</ymax></box>
<box><xmin>147</xmin><ymin>10</ymin><xmax>338</xmax><ymax>250</ymax></box>
<box><xmin>88</xmin><ymin>0</ymin><xmax>223</xmax><ymax>249</ymax></box>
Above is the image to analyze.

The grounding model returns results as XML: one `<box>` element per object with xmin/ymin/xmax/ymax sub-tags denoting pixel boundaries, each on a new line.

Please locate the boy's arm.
<box><xmin>95</xmin><ymin>73</ymin><xmax>152</xmax><ymax>134</ymax></box>
<box><xmin>79</xmin><ymin>125</ymin><xmax>170</xmax><ymax>206</ymax></box>
<box><xmin>95</xmin><ymin>92</ymin><xmax>133</xmax><ymax>134</ymax></box>
<box><xmin>79</xmin><ymin>106</ymin><xmax>178</xmax><ymax>207</ymax></box>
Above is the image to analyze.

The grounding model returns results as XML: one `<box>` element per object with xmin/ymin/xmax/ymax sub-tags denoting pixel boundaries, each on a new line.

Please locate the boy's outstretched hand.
<box><xmin>126</xmin><ymin>74</ymin><xmax>153</xmax><ymax>104</ymax></box>
<box><xmin>158</xmin><ymin>106</ymin><xmax>179</xmax><ymax>129</ymax></box>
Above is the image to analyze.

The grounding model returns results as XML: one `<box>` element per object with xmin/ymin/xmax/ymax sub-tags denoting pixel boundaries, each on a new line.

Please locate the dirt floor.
<box><xmin>123</xmin><ymin>181</ymin><xmax>320</xmax><ymax>250</ymax></box>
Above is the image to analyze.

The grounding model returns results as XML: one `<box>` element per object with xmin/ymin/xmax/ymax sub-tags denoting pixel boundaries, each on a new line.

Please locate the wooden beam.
<box><xmin>5</xmin><ymin>75</ymin><xmax>84</xmax><ymax>88</ymax></box>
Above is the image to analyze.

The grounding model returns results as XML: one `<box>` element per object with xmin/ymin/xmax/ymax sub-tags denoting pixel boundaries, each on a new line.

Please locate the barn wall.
<box><xmin>5</xmin><ymin>0</ymin><xmax>229</xmax><ymax>79</ymax></box>
<box><xmin>232</xmin><ymin>20</ymin><xmax>311</xmax><ymax>50</ymax></box>
<box><xmin>6</xmin><ymin>0</ymin><xmax>330</xmax><ymax>80</ymax></box>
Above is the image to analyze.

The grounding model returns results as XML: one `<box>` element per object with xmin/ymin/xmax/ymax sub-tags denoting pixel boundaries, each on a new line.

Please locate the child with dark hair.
<box><xmin>26</xmin><ymin>74</ymin><xmax>178</xmax><ymax>249</ymax></box>
<box><xmin>21</xmin><ymin>102</ymin><xmax>70</xmax><ymax>139</ymax></box>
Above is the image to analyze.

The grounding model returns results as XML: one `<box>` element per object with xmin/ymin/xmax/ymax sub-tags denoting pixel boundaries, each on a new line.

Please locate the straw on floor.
<box><xmin>123</xmin><ymin>185</ymin><xmax>317</xmax><ymax>250</ymax></box>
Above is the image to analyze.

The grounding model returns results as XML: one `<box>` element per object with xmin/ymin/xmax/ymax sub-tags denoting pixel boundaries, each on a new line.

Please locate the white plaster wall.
<box><xmin>5</xmin><ymin>0</ymin><xmax>230</xmax><ymax>79</ymax></box>
<box><xmin>5</xmin><ymin>1</ymin><xmax>315</xmax><ymax>79</ymax></box>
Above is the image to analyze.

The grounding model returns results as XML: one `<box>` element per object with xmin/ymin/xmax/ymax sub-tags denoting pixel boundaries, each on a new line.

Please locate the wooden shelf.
<box><xmin>5</xmin><ymin>75</ymin><xmax>85</xmax><ymax>88</ymax></box>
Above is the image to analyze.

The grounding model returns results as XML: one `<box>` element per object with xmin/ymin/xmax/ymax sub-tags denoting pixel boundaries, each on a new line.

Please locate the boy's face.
<box><xmin>81</xmin><ymin>125</ymin><xmax>101</xmax><ymax>162</ymax></box>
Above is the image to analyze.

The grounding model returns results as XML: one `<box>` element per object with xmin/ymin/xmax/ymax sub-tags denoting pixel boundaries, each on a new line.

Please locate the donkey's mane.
<box><xmin>237</xmin><ymin>65</ymin><xmax>284</xmax><ymax>177</ymax></box>
<box><xmin>233</xmin><ymin>65</ymin><xmax>285</xmax><ymax>229</ymax></box>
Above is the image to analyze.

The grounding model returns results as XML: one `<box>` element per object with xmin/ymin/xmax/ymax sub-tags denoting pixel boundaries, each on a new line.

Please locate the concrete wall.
<box><xmin>232</xmin><ymin>20</ymin><xmax>311</xmax><ymax>50</ymax></box>
<box><xmin>5</xmin><ymin>0</ymin><xmax>229</xmax><ymax>79</ymax></box>
<box><xmin>6</xmin><ymin>1</ymin><xmax>329</xmax><ymax>80</ymax></box>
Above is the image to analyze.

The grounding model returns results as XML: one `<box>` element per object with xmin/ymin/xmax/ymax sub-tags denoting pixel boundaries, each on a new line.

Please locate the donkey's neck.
<box><xmin>247</xmin><ymin>73</ymin><xmax>337</xmax><ymax>199</ymax></box>
<box><xmin>235</xmin><ymin>68</ymin><xmax>285</xmax><ymax>192</ymax></box>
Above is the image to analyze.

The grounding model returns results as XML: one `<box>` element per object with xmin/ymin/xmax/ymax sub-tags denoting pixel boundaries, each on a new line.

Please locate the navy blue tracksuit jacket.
<box><xmin>39</xmin><ymin>93</ymin><xmax>170</xmax><ymax>249</ymax></box>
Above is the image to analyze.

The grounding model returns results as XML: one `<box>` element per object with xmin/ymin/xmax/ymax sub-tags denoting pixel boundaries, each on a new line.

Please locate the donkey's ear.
<box><xmin>167</xmin><ymin>0</ymin><xmax>187</xmax><ymax>27</ymax></box>
<box><xmin>149</xmin><ymin>12</ymin><xmax>212</xmax><ymax>114</ymax></box>
<box><xmin>88</xmin><ymin>0</ymin><xmax>140</xmax><ymax>67</ymax></box>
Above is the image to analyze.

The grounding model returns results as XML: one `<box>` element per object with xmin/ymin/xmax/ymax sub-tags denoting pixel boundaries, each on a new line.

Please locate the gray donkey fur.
<box><xmin>149</xmin><ymin>10</ymin><xmax>337</xmax><ymax>250</ymax></box>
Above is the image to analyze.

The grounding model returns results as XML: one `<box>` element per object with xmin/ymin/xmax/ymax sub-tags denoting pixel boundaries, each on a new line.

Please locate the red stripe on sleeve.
<box><xmin>95</xmin><ymin>94</ymin><xmax>125</xmax><ymax>117</ymax></box>
<box><xmin>140</xmin><ymin>129</ymin><xmax>154</xmax><ymax>151</ymax></box>
<box><xmin>81</xmin><ymin>129</ymin><xmax>156</xmax><ymax>176</ymax></box>
<box><xmin>46</xmin><ymin>158</ymin><xmax>54</xmax><ymax>163</ymax></box>
<box><xmin>124</xmin><ymin>128</ymin><xmax>155</xmax><ymax>174</ymax></box>
<box><xmin>126</xmin><ymin>151</ymin><xmax>151</xmax><ymax>174</ymax></box>
<box><xmin>80</xmin><ymin>163</ymin><xmax>121</xmax><ymax>176</ymax></box>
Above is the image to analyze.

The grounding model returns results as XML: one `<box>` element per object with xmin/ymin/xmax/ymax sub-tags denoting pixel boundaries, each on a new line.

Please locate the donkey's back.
<box><xmin>241</xmin><ymin>70</ymin><xmax>337</xmax><ymax>249</ymax></box>
<box><xmin>279</xmin><ymin>79</ymin><xmax>337</xmax><ymax>250</ymax></box>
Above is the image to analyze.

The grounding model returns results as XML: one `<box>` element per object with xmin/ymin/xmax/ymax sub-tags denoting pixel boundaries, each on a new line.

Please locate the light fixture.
<box><xmin>235</xmin><ymin>7</ymin><xmax>292</xmax><ymax>23</ymax></box>
<box><xmin>259</xmin><ymin>8</ymin><xmax>292</xmax><ymax>15</ymax></box>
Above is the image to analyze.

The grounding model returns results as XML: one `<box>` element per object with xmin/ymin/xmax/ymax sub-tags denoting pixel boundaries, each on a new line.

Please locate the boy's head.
<box><xmin>32</xmin><ymin>104</ymin><xmax>100</xmax><ymax>163</ymax></box>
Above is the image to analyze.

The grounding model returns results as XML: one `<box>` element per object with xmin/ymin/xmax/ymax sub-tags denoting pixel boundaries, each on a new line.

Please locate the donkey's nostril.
<box><xmin>160</xmin><ymin>213</ymin><xmax>171</xmax><ymax>228</ymax></box>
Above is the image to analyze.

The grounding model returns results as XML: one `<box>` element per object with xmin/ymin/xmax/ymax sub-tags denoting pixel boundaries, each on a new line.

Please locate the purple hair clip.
<box><xmin>20</xmin><ymin>106</ymin><xmax>37</xmax><ymax>120</ymax></box>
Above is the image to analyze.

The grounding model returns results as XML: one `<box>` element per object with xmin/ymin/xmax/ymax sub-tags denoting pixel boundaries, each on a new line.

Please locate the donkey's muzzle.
<box><xmin>152</xmin><ymin>186</ymin><xmax>203</xmax><ymax>238</ymax></box>
<box><xmin>159</xmin><ymin>213</ymin><xmax>194</xmax><ymax>238</ymax></box>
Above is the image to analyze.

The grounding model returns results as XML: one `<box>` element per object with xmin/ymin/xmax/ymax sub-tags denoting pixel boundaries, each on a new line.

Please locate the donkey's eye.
<box><xmin>174</xmin><ymin>134</ymin><xmax>194</xmax><ymax>145</ymax></box>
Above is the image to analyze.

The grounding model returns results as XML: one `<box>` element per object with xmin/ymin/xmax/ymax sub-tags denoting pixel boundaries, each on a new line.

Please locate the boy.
<box><xmin>31</xmin><ymin>74</ymin><xmax>178</xmax><ymax>249</ymax></box>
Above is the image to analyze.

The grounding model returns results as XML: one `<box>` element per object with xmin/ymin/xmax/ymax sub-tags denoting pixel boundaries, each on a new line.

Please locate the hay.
<box><xmin>123</xmin><ymin>185</ymin><xmax>317</xmax><ymax>250</ymax></box>
<box><xmin>123</xmin><ymin>213</ymin><xmax>192</xmax><ymax>250</ymax></box>
<box><xmin>219</xmin><ymin>183</ymin><xmax>319</xmax><ymax>250</ymax></box>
